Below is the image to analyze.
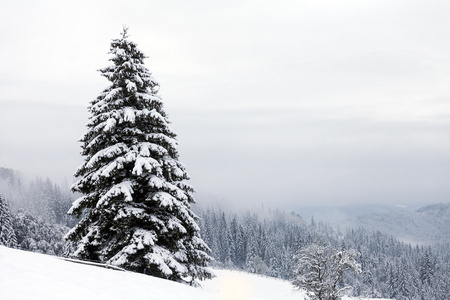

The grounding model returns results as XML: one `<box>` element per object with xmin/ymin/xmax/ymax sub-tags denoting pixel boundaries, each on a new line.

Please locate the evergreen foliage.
<box><xmin>65</xmin><ymin>28</ymin><xmax>211</xmax><ymax>282</ymax></box>
<box><xmin>12</xmin><ymin>210</ymin><xmax>73</xmax><ymax>256</ymax></box>
<box><xmin>28</xmin><ymin>178</ymin><xmax>74</xmax><ymax>225</ymax></box>
<box><xmin>0</xmin><ymin>168</ymin><xmax>76</xmax><ymax>227</ymax></box>
<box><xmin>2</xmin><ymin>163</ymin><xmax>449</xmax><ymax>298</ymax></box>
<box><xmin>197</xmin><ymin>206</ymin><xmax>450</xmax><ymax>299</ymax></box>
<box><xmin>197</xmin><ymin>208</ymin><xmax>314</xmax><ymax>277</ymax></box>
<box><xmin>0</xmin><ymin>194</ymin><xmax>17</xmax><ymax>248</ymax></box>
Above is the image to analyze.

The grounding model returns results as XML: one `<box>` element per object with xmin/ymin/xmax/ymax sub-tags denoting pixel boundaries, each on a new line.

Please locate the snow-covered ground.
<box><xmin>0</xmin><ymin>246</ymin><xmax>389</xmax><ymax>300</ymax></box>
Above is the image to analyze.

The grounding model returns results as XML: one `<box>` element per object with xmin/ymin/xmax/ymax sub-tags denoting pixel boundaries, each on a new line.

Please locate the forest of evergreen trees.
<box><xmin>196</xmin><ymin>207</ymin><xmax>449</xmax><ymax>300</ymax></box>
<box><xmin>1</xmin><ymin>167</ymin><xmax>449</xmax><ymax>299</ymax></box>
<box><xmin>0</xmin><ymin>168</ymin><xmax>76</xmax><ymax>255</ymax></box>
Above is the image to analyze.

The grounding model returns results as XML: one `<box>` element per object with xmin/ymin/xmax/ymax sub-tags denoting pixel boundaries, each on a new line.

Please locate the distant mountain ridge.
<box><xmin>302</xmin><ymin>202</ymin><xmax>450</xmax><ymax>246</ymax></box>
<box><xmin>354</xmin><ymin>202</ymin><xmax>450</xmax><ymax>245</ymax></box>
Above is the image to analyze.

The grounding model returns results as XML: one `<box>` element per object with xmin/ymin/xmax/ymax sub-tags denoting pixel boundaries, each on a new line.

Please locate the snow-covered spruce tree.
<box><xmin>0</xmin><ymin>193</ymin><xmax>17</xmax><ymax>248</ymax></box>
<box><xmin>65</xmin><ymin>28</ymin><xmax>212</xmax><ymax>283</ymax></box>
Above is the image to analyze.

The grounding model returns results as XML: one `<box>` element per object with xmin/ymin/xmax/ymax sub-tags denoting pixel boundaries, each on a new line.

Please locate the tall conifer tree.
<box><xmin>66</xmin><ymin>28</ymin><xmax>211</xmax><ymax>282</ymax></box>
<box><xmin>0</xmin><ymin>194</ymin><xmax>17</xmax><ymax>248</ymax></box>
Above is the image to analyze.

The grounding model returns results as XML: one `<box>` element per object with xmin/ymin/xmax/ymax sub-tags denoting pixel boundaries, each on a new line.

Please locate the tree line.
<box><xmin>196</xmin><ymin>206</ymin><xmax>449</xmax><ymax>300</ymax></box>
<box><xmin>0</xmin><ymin>169</ymin><xmax>76</xmax><ymax>255</ymax></box>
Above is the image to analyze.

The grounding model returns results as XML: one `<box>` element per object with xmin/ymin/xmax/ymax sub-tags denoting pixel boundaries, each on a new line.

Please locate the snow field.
<box><xmin>0</xmin><ymin>246</ymin><xmax>202</xmax><ymax>300</ymax></box>
<box><xmin>0</xmin><ymin>246</ymin><xmax>389</xmax><ymax>300</ymax></box>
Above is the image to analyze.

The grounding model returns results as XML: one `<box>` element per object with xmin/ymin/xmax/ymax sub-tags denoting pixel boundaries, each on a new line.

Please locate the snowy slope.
<box><xmin>0</xmin><ymin>246</ymin><xmax>389</xmax><ymax>300</ymax></box>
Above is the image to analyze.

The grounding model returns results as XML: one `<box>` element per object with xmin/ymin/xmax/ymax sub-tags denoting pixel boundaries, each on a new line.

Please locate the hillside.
<box><xmin>303</xmin><ymin>202</ymin><xmax>450</xmax><ymax>245</ymax></box>
<box><xmin>0</xmin><ymin>246</ymin><xmax>389</xmax><ymax>300</ymax></box>
<box><xmin>354</xmin><ymin>203</ymin><xmax>450</xmax><ymax>245</ymax></box>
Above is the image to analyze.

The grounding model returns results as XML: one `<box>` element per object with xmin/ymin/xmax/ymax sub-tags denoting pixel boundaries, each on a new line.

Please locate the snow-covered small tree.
<box><xmin>292</xmin><ymin>244</ymin><xmax>361</xmax><ymax>300</ymax></box>
<box><xmin>65</xmin><ymin>27</ymin><xmax>212</xmax><ymax>283</ymax></box>
<box><xmin>0</xmin><ymin>193</ymin><xmax>17</xmax><ymax>248</ymax></box>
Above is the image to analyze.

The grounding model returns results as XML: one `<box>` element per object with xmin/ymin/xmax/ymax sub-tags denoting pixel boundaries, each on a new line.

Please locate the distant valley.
<box><xmin>303</xmin><ymin>202</ymin><xmax>450</xmax><ymax>245</ymax></box>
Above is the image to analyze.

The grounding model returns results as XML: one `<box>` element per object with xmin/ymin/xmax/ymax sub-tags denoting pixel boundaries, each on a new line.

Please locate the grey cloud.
<box><xmin>1</xmin><ymin>0</ymin><xmax>449</xmax><ymax>210</ymax></box>
<box><xmin>0</xmin><ymin>101</ymin><xmax>86</xmax><ymax>182</ymax></box>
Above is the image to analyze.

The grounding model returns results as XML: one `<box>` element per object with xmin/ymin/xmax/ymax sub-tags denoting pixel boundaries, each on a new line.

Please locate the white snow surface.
<box><xmin>0</xmin><ymin>246</ymin><xmax>390</xmax><ymax>300</ymax></box>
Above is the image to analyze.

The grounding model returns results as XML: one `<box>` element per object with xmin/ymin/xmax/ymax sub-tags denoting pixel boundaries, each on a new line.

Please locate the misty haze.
<box><xmin>0</xmin><ymin>1</ymin><xmax>449</xmax><ymax>300</ymax></box>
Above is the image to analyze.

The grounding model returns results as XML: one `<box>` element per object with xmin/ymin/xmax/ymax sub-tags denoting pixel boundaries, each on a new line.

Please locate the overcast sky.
<box><xmin>0</xmin><ymin>0</ymin><xmax>449</xmax><ymax>210</ymax></box>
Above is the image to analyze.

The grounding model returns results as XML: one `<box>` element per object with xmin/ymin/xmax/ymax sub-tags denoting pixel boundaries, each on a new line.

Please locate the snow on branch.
<box><xmin>132</xmin><ymin>156</ymin><xmax>160</xmax><ymax>176</ymax></box>
<box><xmin>86</xmin><ymin>143</ymin><xmax>128</xmax><ymax>169</ymax></box>
<box><xmin>97</xmin><ymin>181</ymin><xmax>135</xmax><ymax>208</ymax></box>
